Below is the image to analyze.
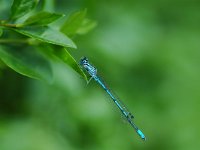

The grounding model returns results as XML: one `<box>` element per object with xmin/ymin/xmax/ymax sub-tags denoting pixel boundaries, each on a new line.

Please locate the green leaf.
<box><xmin>23</xmin><ymin>11</ymin><xmax>64</xmax><ymax>26</ymax></box>
<box><xmin>53</xmin><ymin>48</ymin><xmax>88</xmax><ymax>81</ymax></box>
<box><xmin>77</xmin><ymin>18</ymin><xmax>97</xmax><ymax>35</ymax></box>
<box><xmin>13</xmin><ymin>26</ymin><xmax>77</xmax><ymax>48</ymax></box>
<box><xmin>41</xmin><ymin>0</ymin><xmax>55</xmax><ymax>11</ymax></box>
<box><xmin>0</xmin><ymin>45</ymin><xmax>53</xmax><ymax>83</ymax></box>
<box><xmin>10</xmin><ymin>0</ymin><xmax>39</xmax><ymax>20</ymax></box>
<box><xmin>38</xmin><ymin>45</ymin><xmax>88</xmax><ymax>81</ymax></box>
<box><xmin>0</xmin><ymin>28</ymin><xmax>3</xmax><ymax>37</ymax></box>
<box><xmin>60</xmin><ymin>9</ymin><xmax>87</xmax><ymax>36</ymax></box>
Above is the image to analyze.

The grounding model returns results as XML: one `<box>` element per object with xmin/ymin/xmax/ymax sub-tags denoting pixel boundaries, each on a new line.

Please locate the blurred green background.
<box><xmin>1</xmin><ymin>0</ymin><xmax>200</xmax><ymax>150</ymax></box>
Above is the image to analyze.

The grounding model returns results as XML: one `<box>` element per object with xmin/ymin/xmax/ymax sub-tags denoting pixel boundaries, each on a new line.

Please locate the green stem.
<box><xmin>0</xmin><ymin>20</ymin><xmax>23</xmax><ymax>28</ymax></box>
<box><xmin>0</xmin><ymin>38</ymin><xmax>40</xmax><ymax>45</ymax></box>
<box><xmin>0</xmin><ymin>23</ymin><xmax>16</xmax><ymax>28</ymax></box>
<box><xmin>0</xmin><ymin>39</ymin><xmax>29</xmax><ymax>44</ymax></box>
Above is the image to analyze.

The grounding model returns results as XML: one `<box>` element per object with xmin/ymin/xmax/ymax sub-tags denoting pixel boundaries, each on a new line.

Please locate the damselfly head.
<box><xmin>80</xmin><ymin>57</ymin><xmax>88</xmax><ymax>65</ymax></box>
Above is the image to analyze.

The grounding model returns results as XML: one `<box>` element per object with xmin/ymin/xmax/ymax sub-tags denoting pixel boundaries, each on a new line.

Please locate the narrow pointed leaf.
<box><xmin>53</xmin><ymin>48</ymin><xmax>88</xmax><ymax>81</ymax></box>
<box><xmin>0</xmin><ymin>45</ymin><xmax>52</xmax><ymax>83</ymax></box>
<box><xmin>60</xmin><ymin>9</ymin><xmax>87</xmax><ymax>36</ymax></box>
<box><xmin>77</xmin><ymin>18</ymin><xmax>97</xmax><ymax>35</ymax></box>
<box><xmin>0</xmin><ymin>28</ymin><xmax>3</xmax><ymax>37</ymax></box>
<box><xmin>23</xmin><ymin>11</ymin><xmax>64</xmax><ymax>26</ymax></box>
<box><xmin>38</xmin><ymin>45</ymin><xmax>88</xmax><ymax>81</ymax></box>
<box><xmin>13</xmin><ymin>26</ymin><xmax>77</xmax><ymax>48</ymax></box>
<box><xmin>10</xmin><ymin>0</ymin><xmax>39</xmax><ymax>20</ymax></box>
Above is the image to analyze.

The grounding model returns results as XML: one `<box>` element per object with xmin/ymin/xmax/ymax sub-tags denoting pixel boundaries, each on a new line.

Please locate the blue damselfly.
<box><xmin>80</xmin><ymin>57</ymin><xmax>146</xmax><ymax>141</ymax></box>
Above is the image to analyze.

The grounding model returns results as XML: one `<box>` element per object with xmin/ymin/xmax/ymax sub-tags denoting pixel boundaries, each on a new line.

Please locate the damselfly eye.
<box><xmin>80</xmin><ymin>57</ymin><xmax>88</xmax><ymax>65</ymax></box>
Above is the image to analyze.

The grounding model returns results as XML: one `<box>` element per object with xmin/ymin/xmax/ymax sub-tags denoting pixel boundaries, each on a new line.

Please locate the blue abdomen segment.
<box><xmin>137</xmin><ymin>129</ymin><xmax>146</xmax><ymax>141</ymax></box>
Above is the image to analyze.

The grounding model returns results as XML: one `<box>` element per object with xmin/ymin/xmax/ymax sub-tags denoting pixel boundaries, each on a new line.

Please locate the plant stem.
<box><xmin>0</xmin><ymin>38</ymin><xmax>40</xmax><ymax>45</ymax></box>
<box><xmin>0</xmin><ymin>39</ymin><xmax>29</xmax><ymax>44</ymax></box>
<box><xmin>0</xmin><ymin>20</ymin><xmax>23</xmax><ymax>28</ymax></box>
<box><xmin>0</xmin><ymin>23</ymin><xmax>16</xmax><ymax>28</ymax></box>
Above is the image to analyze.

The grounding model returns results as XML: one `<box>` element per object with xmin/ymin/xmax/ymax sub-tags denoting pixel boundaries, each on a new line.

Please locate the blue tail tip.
<box><xmin>137</xmin><ymin>129</ymin><xmax>146</xmax><ymax>141</ymax></box>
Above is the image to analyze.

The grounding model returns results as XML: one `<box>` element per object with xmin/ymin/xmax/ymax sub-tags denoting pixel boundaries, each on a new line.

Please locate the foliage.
<box><xmin>0</xmin><ymin>0</ymin><xmax>96</xmax><ymax>82</ymax></box>
<box><xmin>1</xmin><ymin>0</ymin><xmax>200</xmax><ymax>150</ymax></box>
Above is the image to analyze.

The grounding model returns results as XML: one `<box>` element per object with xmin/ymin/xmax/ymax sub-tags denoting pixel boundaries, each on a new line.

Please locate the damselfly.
<box><xmin>80</xmin><ymin>57</ymin><xmax>146</xmax><ymax>141</ymax></box>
